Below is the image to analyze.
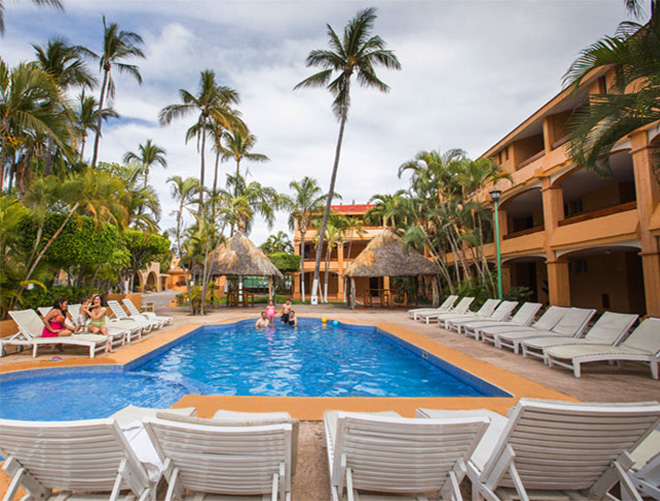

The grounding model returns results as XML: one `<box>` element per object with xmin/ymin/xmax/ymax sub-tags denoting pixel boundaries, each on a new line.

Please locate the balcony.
<box><xmin>558</xmin><ymin>201</ymin><xmax>637</xmax><ymax>227</ymax></box>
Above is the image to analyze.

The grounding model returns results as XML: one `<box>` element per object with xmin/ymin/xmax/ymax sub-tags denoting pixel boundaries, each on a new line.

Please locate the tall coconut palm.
<box><xmin>72</xmin><ymin>89</ymin><xmax>117</xmax><ymax>160</ymax></box>
<box><xmin>294</xmin><ymin>7</ymin><xmax>401</xmax><ymax>302</ymax></box>
<box><xmin>287</xmin><ymin>176</ymin><xmax>326</xmax><ymax>301</ymax></box>
<box><xmin>220</xmin><ymin>129</ymin><xmax>270</xmax><ymax>196</ymax></box>
<box><xmin>123</xmin><ymin>139</ymin><xmax>167</xmax><ymax>188</ymax></box>
<box><xmin>33</xmin><ymin>38</ymin><xmax>96</xmax><ymax>176</ymax></box>
<box><xmin>87</xmin><ymin>16</ymin><xmax>145</xmax><ymax>168</ymax></box>
<box><xmin>564</xmin><ymin>0</ymin><xmax>659</xmax><ymax>176</ymax></box>
<box><xmin>0</xmin><ymin>0</ymin><xmax>63</xmax><ymax>35</ymax></box>
<box><xmin>159</xmin><ymin>70</ymin><xmax>243</xmax><ymax>209</ymax></box>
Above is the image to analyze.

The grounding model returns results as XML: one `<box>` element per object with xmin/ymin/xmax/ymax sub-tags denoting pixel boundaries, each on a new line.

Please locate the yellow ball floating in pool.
<box><xmin>321</xmin><ymin>317</ymin><xmax>328</xmax><ymax>323</ymax></box>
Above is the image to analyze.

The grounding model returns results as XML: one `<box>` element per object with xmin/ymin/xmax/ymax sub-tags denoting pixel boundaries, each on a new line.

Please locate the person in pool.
<box><xmin>255</xmin><ymin>311</ymin><xmax>270</xmax><ymax>328</ymax></box>
<box><xmin>87</xmin><ymin>294</ymin><xmax>114</xmax><ymax>353</ymax></box>
<box><xmin>280</xmin><ymin>298</ymin><xmax>292</xmax><ymax>324</ymax></box>
<box><xmin>287</xmin><ymin>310</ymin><xmax>298</xmax><ymax>327</ymax></box>
<box><xmin>41</xmin><ymin>298</ymin><xmax>76</xmax><ymax>338</ymax></box>
<box><xmin>265</xmin><ymin>299</ymin><xmax>277</xmax><ymax>324</ymax></box>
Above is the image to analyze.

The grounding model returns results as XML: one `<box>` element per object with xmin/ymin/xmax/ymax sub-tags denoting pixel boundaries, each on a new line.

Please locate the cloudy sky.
<box><xmin>3</xmin><ymin>0</ymin><xmax>643</xmax><ymax>246</ymax></box>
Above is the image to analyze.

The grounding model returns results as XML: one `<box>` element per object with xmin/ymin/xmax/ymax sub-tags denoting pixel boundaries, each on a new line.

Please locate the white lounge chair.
<box><xmin>447</xmin><ymin>300</ymin><xmax>518</xmax><ymax>334</ymax></box>
<box><xmin>324</xmin><ymin>410</ymin><xmax>489</xmax><ymax>501</ymax></box>
<box><xmin>108</xmin><ymin>299</ymin><xmax>159</xmax><ymax>332</ymax></box>
<box><xmin>479</xmin><ymin>305</ymin><xmax>569</xmax><ymax>345</ymax></box>
<box><xmin>408</xmin><ymin>294</ymin><xmax>458</xmax><ymax>320</ymax></box>
<box><xmin>451</xmin><ymin>398</ymin><xmax>660</xmax><ymax>501</ymax></box>
<box><xmin>122</xmin><ymin>298</ymin><xmax>172</xmax><ymax>326</ymax></box>
<box><xmin>144</xmin><ymin>411</ymin><xmax>296</xmax><ymax>501</ymax></box>
<box><xmin>520</xmin><ymin>311</ymin><xmax>639</xmax><ymax>360</ymax></box>
<box><xmin>38</xmin><ymin>305</ymin><xmax>129</xmax><ymax>347</ymax></box>
<box><xmin>417</xmin><ymin>296</ymin><xmax>475</xmax><ymax>324</ymax></box>
<box><xmin>463</xmin><ymin>302</ymin><xmax>542</xmax><ymax>340</ymax></box>
<box><xmin>438</xmin><ymin>298</ymin><xmax>501</xmax><ymax>330</ymax></box>
<box><xmin>494</xmin><ymin>307</ymin><xmax>596</xmax><ymax>354</ymax></box>
<box><xmin>545</xmin><ymin>317</ymin><xmax>660</xmax><ymax>379</ymax></box>
<box><xmin>0</xmin><ymin>417</ymin><xmax>154</xmax><ymax>501</ymax></box>
<box><xmin>629</xmin><ymin>427</ymin><xmax>660</xmax><ymax>500</ymax></box>
<box><xmin>2</xmin><ymin>309</ymin><xmax>109</xmax><ymax>358</ymax></box>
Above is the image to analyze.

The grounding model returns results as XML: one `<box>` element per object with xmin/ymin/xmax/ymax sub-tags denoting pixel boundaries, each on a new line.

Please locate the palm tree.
<box><xmin>287</xmin><ymin>176</ymin><xmax>326</xmax><ymax>301</ymax></box>
<box><xmin>33</xmin><ymin>38</ymin><xmax>96</xmax><ymax>176</ymax></box>
<box><xmin>123</xmin><ymin>139</ymin><xmax>167</xmax><ymax>188</ymax></box>
<box><xmin>0</xmin><ymin>59</ymin><xmax>69</xmax><ymax>193</ymax></box>
<box><xmin>159</xmin><ymin>70</ymin><xmax>242</xmax><ymax>209</ymax></box>
<box><xmin>87</xmin><ymin>16</ymin><xmax>145</xmax><ymax>168</ymax></box>
<box><xmin>564</xmin><ymin>0</ymin><xmax>659</xmax><ymax>176</ymax></box>
<box><xmin>168</xmin><ymin>175</ymin><xmax>200</xmax><ymax>314</ymax></box>
<box><xmin>220</xmin><ymin>129</ymin><xmax>270</xmax><ymax>195</ymax></box>
<box><xmin>0</xmin><ymin>0</ymin><xmax>63</xmax><ymax>35</ymax></box>
<box><xmin>294</xmin><ymin>7</ymin><xmax>401</xmax><ymax>302</ymax></box>
<box><xmin>261</xmin><ymin>231</ymin><xmax>294</xmax><ymax>254</ymax></box>
<box><xmin>72</xmin><ymin>89</ymin><xmax>117</xmax><ymax>160</ymax></box>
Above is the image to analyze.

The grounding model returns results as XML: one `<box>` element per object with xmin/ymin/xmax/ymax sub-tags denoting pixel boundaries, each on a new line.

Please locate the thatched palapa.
<box><xmin>212</xmin><ymin>231</ymin><xmax>283</xmax><ymax>279</ymax></box>
<box><xmin>343</xmin><ymin>229</ymin><xmax>440</xmax><ymax>277</ymax></box>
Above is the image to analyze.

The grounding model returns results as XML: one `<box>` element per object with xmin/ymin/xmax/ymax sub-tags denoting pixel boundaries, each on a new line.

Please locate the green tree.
<box><xmin>159</xmin><ymin>70</ymin><xmax>242</xmax><ymax>208</ymax></box>
<box><xmin>120</xmin><ymin>230</ymin><xmax>170</xmax><ymax>291</ymax></box>
<box><xmin>564</xmin><ymin>0</ymin><xmax>659</xmax><ymax>177</ymax></box>
<box><xmin>286</xmin><ymin>176</ymin><xmax>326</xmax><ymax>301</ymax></box>
<box><xmin>220</xmin><ymin>129</ymin><xmax>270</xmax><ymax>194</ymax></box>
<box><xmin>123</xmin><ymin>138</ymin><xmax>167</xmax><ymax>188</ymax></box>
<box><xmin>87</xmin><ymin>16</ymin><xmax>145</xmax><ymax>168</ymax></box>
<box><xmin>72</xmin><ymin>89</ymin><xmax>117</xmax><ymax>160</ymax></box>
<box><xmin>294</xmin><ymin>7</ymin><xmax>401</xmax><ymax>302</ymax></box>
<box><xmin>261</xmin><ymin>231</ymin><xmax>294</xmax><ymax>254</ymax></box>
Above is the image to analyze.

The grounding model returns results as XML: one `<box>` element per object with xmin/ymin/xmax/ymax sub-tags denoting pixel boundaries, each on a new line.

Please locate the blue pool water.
<box><xmin>0</xmin><ymin>319</ymin><xmax>509</xmax><ymax>421</ymax></box>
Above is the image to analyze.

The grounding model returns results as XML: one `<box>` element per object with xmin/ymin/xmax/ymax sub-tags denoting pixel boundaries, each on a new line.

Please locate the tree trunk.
<box><xmin>199</xmin><ymin>121</ymin><xmax>207</xmax><ymax>209</ymax></box>
<box><xmin>299</xmin><ymin>230</ymin><xmax>306</xmax><ymax>301</ymax></box>
<box><xmin>311</xmin><ymin>78</ymin><xmax>350</xmax><ymax>302</ymax></box>
<box><xmin>91</xmin><ymin>68</ymin><xmax>109</xmax><ymax>168</ymax></box>
<box><xmin>350</xmin><ymin>277</ymin><xmax>356</xmax><ymax>310</ymax></box>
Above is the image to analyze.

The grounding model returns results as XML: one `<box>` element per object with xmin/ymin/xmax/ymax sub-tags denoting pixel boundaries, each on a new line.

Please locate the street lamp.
<box><xmin>489</xmin><ymin>189</ymin><xmax>503</xmax><ymax>300</ymax></box>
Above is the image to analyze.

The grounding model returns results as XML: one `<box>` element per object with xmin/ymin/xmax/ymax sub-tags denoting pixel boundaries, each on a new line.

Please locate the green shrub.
<box><xmin>19</xmin><ymin>285</ymin><xmax>102</xmax><ymax>310</ymax></box>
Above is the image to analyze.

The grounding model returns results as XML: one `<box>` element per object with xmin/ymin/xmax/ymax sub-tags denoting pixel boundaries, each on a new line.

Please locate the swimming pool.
<box><xmin>0</xmin><ymin>319</ymin><xmax>509</xmax><ymax>421</ymax></box>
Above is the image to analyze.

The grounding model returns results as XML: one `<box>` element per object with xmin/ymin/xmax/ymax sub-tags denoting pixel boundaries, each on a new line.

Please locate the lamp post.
<box><xmin>489</xmin><ymin>189</ymin><xmax>503</xmax><ymax>300</ymax></box>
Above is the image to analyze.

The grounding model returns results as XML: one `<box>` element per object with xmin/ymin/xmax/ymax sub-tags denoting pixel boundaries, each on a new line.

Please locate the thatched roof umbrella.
<box><xmin>343</xmin><ymin>229</ymin><xmax>441</xmax><ymax>309</ymax></box>
<box><xmin>213</xmin><ymin>231</ymin><xmax>283</xmax><ymax>300</ymax></box>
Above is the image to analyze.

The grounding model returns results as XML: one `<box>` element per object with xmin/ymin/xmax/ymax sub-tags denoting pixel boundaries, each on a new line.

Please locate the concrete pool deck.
<box><xmin>2</xmin><ymin>304</ymin><xmax>659</xmax><ymax>500</ymax></box>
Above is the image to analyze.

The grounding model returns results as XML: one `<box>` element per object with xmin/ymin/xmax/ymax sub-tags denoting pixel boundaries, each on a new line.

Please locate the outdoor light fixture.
<box><xmin>490</xmin><ymin>189</ymin><xmax>503</xmax><ymax>299</ymax></box>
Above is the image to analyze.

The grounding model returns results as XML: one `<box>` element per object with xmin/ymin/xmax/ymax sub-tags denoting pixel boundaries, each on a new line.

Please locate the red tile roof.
<box><xmin>330</xmin><ymin>204</ymin><xmax>373</xmax><ymax>214</ymax></box>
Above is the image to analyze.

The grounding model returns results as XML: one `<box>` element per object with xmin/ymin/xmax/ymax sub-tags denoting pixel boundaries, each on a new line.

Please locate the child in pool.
<box><xmin>288</xmin><ymin>310</ymin><xmax>298</xmax><ymax>327</ymax></box>
<box><xmin>280</xmin><ymin>299</ymin><xmax>292</xmax><ymax>324</ymax></box>
<box><xmin>265</xmin><ymin>299</ymin><xmax>277</xmax><ymax>324</ymax></box>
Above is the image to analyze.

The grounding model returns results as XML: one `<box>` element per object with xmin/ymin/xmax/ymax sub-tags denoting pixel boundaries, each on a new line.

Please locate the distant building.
<box><xmin>469</xmin><ymin>67</ymin><xmax>659</xmax><ymax>316</ymax></box>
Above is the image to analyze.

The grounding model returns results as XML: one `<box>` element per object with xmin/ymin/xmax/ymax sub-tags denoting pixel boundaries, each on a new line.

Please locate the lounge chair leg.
<box><xmin>573</xmin><ymin>362</ymin><xmax>582</xmax><ymax>378</ymax></box>
<box><xmin>650</xmin><ymin>361</ymin><xmax>658</xmax><ymax>380</ymax></box>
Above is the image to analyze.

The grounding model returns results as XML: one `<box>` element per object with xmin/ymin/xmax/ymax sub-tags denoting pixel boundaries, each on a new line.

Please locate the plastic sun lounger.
<box><xmin>2</xmin><ymin>309</ymin><xmax>109</xmax><ymax>358</ymax></box>
<box><xmin>122</xmin><ymin>298</ymin><xmax>172</xmax><ymax>326</ymax></box>
<box><xmin>463</xmin><ymin>302</ymin><xmax>542</xmax><ymax>340</ymax></box>
<box><xmin>494</xmin><ymin>307</ymin><xmax>596</xmax><ymax>354</ymax></box>
<box><xmin>422</xmin><ymin>398</ymin><xmax>660</xmax><ymax>501</ymax></box>
<box><xmin>439</xmin><ymin>298</ymin><xmax>501</xmax><ymax>330</ymax></box>
<box><xmin>324</xmin><ymin>410</ymin><xmax>489</xmax><ymax>501</ymax></box>
<box><xmin>108</xmin><ymin>300</ymin><xmax>159</xmax><ymax>332</ymax></box>
<box><xmin>520</xmin><ymin>311</ymin><xmax>639</xmax><ymax>360</ymax></box>
<box><xmin>417</xmin><ymin>296</ymin><xmax>475</xmax><ymax>324</ymax></box>
<box><xmin>37</xmin><ymin>305</ymin><xmax>129</xmax><ymax>348</ymax></box>
<box><xmin>408</xmin><ymin>294</ymin><xmax>458</xmax><ymax>320</ymax></box>
<box><xmin>0</xmin><ymin>417</ymin><xmax>154</xmax><ymax>501</ymax></box>
<box><xmin>144</xmin><ymin>412</ymin><xmax>296</xmax><ymax>501</ymax></box>
<box><xmin>629</xmin><ymin>427</ymin><xmax>660</xmax><ymax>500</ymax></box>
<box><xmin>545</xmin><ymin>317</ymin><xmax>660</xmax><ymax>379</ymax></box>
<box><xmin>446</xmin><ymin>300</ymin><xmax>518</xmax><ymax>334</ymax></box>
<box><xmin>479</xmin><ymin>305</ymin><xmax>570</xmax><ymax>345</ymax></box>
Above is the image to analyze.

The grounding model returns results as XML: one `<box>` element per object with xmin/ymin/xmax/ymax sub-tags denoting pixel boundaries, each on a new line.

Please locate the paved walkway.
<box><xmin>2</xmin><ymin>304</ymin><xmax>659</xmax><ymax>500</ymax></box>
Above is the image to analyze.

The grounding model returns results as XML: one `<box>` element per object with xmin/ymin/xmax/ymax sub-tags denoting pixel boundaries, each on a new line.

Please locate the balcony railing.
<box><xmin>503</xmin><ymin>224</ymin><xmax>545</xmax><ymax>240</ymax></box>
<box><xmin>517</xmin><ymin>150</ymin><xmax>545</xmax><ymax>170</ymax></box>
<box><xmin>558</xmin><ymin>201</ymin><xmax>637</xmax><ymax>227</ymax></box>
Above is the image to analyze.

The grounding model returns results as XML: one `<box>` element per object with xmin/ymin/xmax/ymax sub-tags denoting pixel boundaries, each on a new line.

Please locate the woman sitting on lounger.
<box><xmin>41</xmin><ymin>299</ymin><xmax>75</xmax><ymax>338</ymax></box>
<box><xmin>87</xmin><ymin>294</ymin><xmax>114</xmax><ymax>353</ymax></box>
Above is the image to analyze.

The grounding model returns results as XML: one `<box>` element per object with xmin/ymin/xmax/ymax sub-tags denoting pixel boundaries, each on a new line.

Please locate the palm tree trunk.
<box><xmin>299</xmin><ymin>230</ymin><xmax>306</xmax><ymax>301</ymax></box>
<box><xmin>199</xmin><ymin>151</ymin><xmax>222</xmax><ymax>315</ymax></box>
<box><xmin>91</xmin><ymin>69</ymin><xmax>109</xmax><ymax>168</ymax></box>
<box><xmin>0</xmin><ymin>138</ymin><xmax>7</xmax><ymax>193</ymax></box>
<box><xmin>311</xmin><ymin>90</ymin><xmax>349</xmax><ymax>301</ymax></box>
<box><xmin>80</xmin><ymin>133</ymin><xmax>87</xmax><ymax>160</ymax></box>
<box><xmin>199</xmin><ymin>123</ymin><xmax>206</xmax><ymax>209</ymax></box>
<box><xmin>323</xmin><ymin>242</ymin><xmax>331</xmax><ymax>303</ymax></box>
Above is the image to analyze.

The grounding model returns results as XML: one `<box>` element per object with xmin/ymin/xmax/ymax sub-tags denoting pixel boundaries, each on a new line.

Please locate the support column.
<box><xmin>541</xmin><ymin>176</ymin><xmax>571</xmax><ymax>306</ymax></box>
<box><xmin>291</xmin><ymin>272</ymin><xmax>300</xmax><ymax>300</ymax></box>
<box><xmin>631</xmin><ymin>131</ymin><xmax>660</xmax><ymax>316</ymax></box>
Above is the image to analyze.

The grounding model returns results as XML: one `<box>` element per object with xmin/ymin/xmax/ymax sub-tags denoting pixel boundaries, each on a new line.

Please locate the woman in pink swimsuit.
<box><xmin>265</xmin><ymin>299</ymin><xmax>277</xmax><ymax>324</ymax></box>
<box><xmin>41</xmin><ymin>299</ymin><xmax>75</xmax><ymax>338</ymax></box>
